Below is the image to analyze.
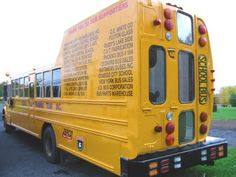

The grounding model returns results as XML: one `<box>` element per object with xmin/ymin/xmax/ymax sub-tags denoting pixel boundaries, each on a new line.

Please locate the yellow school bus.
<box><xmin>2</xmin><ymin>0</ymin><xmax>227</xmax><ymax>176</ymax></box>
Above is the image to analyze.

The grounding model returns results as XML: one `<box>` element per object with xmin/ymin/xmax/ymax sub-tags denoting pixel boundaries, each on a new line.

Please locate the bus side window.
<box><xmin>52</xmin><ymin>69</ymin><xmax>61</xmax><ymax>98</ymax></box>
<box><xmin>36</xmin><ymin>73</ymin><xmax>43</xmax><ymax>98</ymax></box>
<box><xmin>11</xmin><ymin>80</ymin><xmax>15</xmax><ymax>97</ymax></box>
<box><xmin>19</xmin><ymin>78</ymin><xmax>24</xmax><ymax>97</ymax></box>
<box><xmin>29</xmin><ymin>82</ymin><xmax>34</xmax><ymax>98</ymax></box>
<box><xmin>7</xmin><ymin>84</ymin><xmax>11</xmax><ymax>98</ymax></box>
<box><xmin>43</xmin><ymin>71</ymin><xmax>51</xmax><ymax>98</ymax></box>
<box><xmin>15</xmin><ymin>79</ymin><xmax>19</xmax><ymax>96</ymax></box>
<box><xmin>24</xmin><ymin>76</ymin><xmax>29</xmax><ymax>97</ymax></box>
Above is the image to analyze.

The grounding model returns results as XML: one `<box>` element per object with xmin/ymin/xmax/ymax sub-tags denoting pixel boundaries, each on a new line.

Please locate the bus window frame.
<box><xmin>29</xmin><ymin>82</ymin><xmax>35</xmax><ymax>98</ymax></box>
<box><xmin>178</xmin><ymin>50</ymin><xmax>195</xmax><ymax>104</ymax></box>
<box><xmin>36</xmin><ymin>73</ymin><xmax>43</xmax><ymax>98</ymax></box>
<box><xmin>15</xmin><ymin>79</ymin><xmax>19</xmax><ymax>97</ymax></box>
<box><xmin>43</xmin><ymin>70</ymin><xmax>52</xmax><ymax>98</ymax></box>
<box><xmin>11</xmin><ymin>80</ymin><xmax>15</xmax><ymax>97</ymax></box>
<box><xmin>19</xmin><ymin>77</ymin><xmax>24</xmax><ymax>97</ymax></box>
<box><xmin>176</xmin><ymin>11</ymin><xmax>194</xmax><ymax>46</ymax></box>
<box><xmin>52</xmin><ymin>68</ymin><xmax>61</xmax><ymax>98</ymax></box>
<box><xmin>149</xmin><ymin>45</ymin><xmax>166</xmax><ymax>105</ymax></box>
<box><xmin>24</xmin><ymin>76</ymin><xmax>29</xmax><ymax>98</ymax></box>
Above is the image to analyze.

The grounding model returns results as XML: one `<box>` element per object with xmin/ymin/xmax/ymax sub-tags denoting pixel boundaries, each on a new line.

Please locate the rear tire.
<box><xmin>2</xmin><ymin>111</ymin><xmax>15</xmax><ymax>133</ymax></box>
<box><xmin>4</xmin><ymin>122</ymin><xmax>15</xmax><ymax>133</ymax></box>
<box><xmin>43</xmin><ymin>126</ymin><xmax>60</xmax><ymax>163</ymax></box>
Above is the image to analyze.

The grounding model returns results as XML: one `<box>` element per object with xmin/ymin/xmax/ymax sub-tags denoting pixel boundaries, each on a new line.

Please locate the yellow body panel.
<box><xmin>5</xmin><ymin>0</ymin><xmax>214</xmax><ymax>176</ymax></box>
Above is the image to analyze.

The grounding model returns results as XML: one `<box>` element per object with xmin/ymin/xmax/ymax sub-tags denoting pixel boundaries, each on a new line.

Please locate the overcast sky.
<box><xmin>0</xmin><ymin>0</ymin><xmax>235</xmax><ymax>92</ymax></box>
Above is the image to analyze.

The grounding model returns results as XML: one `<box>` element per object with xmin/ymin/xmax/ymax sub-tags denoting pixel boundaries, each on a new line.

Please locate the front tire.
<box><xmin>43</xmin><ymin>126</ymin><xmax>60</xmax><ymax>163</ymax></box>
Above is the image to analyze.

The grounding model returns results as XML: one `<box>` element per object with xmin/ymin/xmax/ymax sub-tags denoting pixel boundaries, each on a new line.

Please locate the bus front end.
<box><xmin>121</xmin><ymin>1</ymin><xmax>227</xmax><ymax>177</ymax></box>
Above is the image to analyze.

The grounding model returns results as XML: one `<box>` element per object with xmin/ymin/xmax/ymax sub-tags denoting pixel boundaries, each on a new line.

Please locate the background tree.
<box><xmin>217</xmin><ymin>86</ymin><xmax>236</xmax><ymax>107</ymax></box>
<box><xmin>229</xmin><ymin>93</ymin><xmax>236</xmax><ymax>107</ymax></box>
<box><xmin>0</xmin><ymin>82</ymin><xmax>4</xmax><ymax>98</ymax></box>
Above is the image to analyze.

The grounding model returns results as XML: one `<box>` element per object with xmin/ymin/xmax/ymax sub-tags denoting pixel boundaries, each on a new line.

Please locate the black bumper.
<box><xmin>121</xmin><ymin>137</ymin><xmax>227</xmax><ymax>177</ymax></box>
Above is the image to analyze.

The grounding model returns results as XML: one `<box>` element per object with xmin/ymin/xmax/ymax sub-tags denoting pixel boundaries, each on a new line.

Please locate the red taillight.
<box><xmin>200</xmin><ymin>124</ymin><xmax>208</xmax><ymax>134</ymax></box>
<box><xmin>199</xmin><ymin>37</ymin><xmax>207</xmax><ymax>47</ymax></box>
<box><xmin>166</xmin><ymin>122</ymin><xmax>175</xmax><ymax>134</ymax></box>
<box><xmin>160</xmin><ymin>159</ymin><xmax>170</xmax><ymax>166</ymax></box>
<box><xmin>199</xmin><ymin>24</ymin><xmax>207</xmax><ymax>34</ymax></box>
<box><xmin>166</xmin><ymin>134</ymin><xmax>175</xmax><ymax>145</ymax></box>
<box><xmin>153</xmin><ymin>18</ymin><xmax>161</xmax><ymax>26</ymax></box>
<box><xmin>164</xmin><ymin>19</ymin><xmax>174</xmax><ymax>31</ymax></box>
<box><xmin>200</xmin><ymin>112</ymin><xmax>208</xmax><ymax>122</ymax></box>
<box><xmin>164</xmin><ymin>8</ymin><xmax>173</xmax><ymax>19</ymax></box>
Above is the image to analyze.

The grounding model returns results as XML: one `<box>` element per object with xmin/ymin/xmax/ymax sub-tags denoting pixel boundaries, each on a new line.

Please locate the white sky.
<box><xmin>0</xmin><ymin>0</ymin><xmax>235</xmax><ymax>92</ymax></box>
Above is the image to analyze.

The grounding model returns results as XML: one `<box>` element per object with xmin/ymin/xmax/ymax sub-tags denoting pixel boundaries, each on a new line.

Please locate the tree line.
<box><xmin>215</xmin><ymin>86</ymin><xmax>236</xmax><ymax>107</ymax></box>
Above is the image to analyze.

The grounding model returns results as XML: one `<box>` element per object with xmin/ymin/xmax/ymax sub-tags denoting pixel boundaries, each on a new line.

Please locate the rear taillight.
<box><xmin>199</xmin><ymin>37</ymin><xmax>207</xmax><ymax>47</ymax></box>
<box><xmin>166</xmin><ymin>134</ymin><xmax>175</xmax><ymax>145</ymax></box>
<box><xmin>199</xmin><ymin>24</ymin><xmax>207</xmax><ymax>34</ymax></box>
<box><xmin>200</xmin><ymin>112</ymin><xmax>208</xmax><ymax>122</ymax></box>
<box><xmin>200</xmin><ymin>124</ymin><xmax>208</xmax><ymax>134</ymax></box>
<box><xmin>165</xmin><ymin>121</ymin><xmax>175</xmax><ymax>145</ymax></box>
<box><xmin>198</xmin><ymin>22</ymin><xmax>207</xmax><ymax>47</ymax></box>
<box><xmin>164</xmin><ymin>19</ymin><xmax>174</xmax><ymax>31</ymax></box>
<box><xmin>160</xmin><ymin>159</ymin><xmax>170</xmax><ymax>173</ymax></box>
<box><xmin>166</xmin><ymin>122</ymin><xmax>175</xmax><ymax>134</ymax></box>
<box><xmin>164</xmin><ymin>8</ymin><xmax>173</xmax><ymax>19</ymax></box>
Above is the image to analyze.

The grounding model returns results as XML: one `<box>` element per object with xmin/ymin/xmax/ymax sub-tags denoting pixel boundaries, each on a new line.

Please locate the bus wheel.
<box><xmin>4</xmin><ymin>122</ymin><xmax>15</xmax><ymax>133</ymax></box>
<box><xmin>43</xmin><ymin>126</ymin><xmax>60</xmax><ymax>163</ymax></box>
<box><xmin>3</xmin><ymin>111</ymin><xmax>15</xmax><ymax>133</ymax></box>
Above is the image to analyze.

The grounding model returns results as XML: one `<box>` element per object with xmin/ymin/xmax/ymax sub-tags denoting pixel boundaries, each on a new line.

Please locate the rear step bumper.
<box><xmin>121</xmin><ymin>137</ymin><xmax>227</xmax><ymax>177</ymax></box>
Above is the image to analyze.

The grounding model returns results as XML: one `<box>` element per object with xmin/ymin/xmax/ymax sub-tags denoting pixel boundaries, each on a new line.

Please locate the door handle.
<box><xmin>170</xmin><ymin>106</ymin><xmax>178</xmax><ymax>110</ymax></box>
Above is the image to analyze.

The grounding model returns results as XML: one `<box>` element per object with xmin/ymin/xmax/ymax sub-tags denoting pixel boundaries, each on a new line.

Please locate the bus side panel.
<box><xmin>53</xmin><ymin>0</ymin><xmax>138</xmax><ymax>175</ymax></box>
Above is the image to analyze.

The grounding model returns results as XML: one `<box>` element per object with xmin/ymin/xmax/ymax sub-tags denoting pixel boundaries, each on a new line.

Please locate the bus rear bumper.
<box><xmin>121</xmin><ymin>137</ymin><xmax>227</xmax><ymax>177</ymax></box>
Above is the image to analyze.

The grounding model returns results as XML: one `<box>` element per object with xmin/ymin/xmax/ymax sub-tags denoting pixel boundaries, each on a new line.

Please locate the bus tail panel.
<box><xmin>121</xmin><ymin>137</ymin><xmax>227</xmax><ymax>177</ymax></box>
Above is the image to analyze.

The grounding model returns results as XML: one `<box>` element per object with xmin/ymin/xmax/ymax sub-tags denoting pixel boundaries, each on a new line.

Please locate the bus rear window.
<box><xmin>179</xmin><ymin>51</ymin><xmax>194</xmax><ymax>103</ymax></box>
<box><xmin>177</xmin><ymin>11</ymin><xmax>193</xmax><ymax>45</ymax></box>
<box><xmin>149</xmin><ymin>46</ymin><xmax>166</xmax><ymax>104</ymax></box>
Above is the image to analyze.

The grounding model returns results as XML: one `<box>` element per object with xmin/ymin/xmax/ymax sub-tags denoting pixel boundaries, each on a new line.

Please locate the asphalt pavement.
<box><xmin>0</xmin><ymin>102</ymin><xmax>117</xmax><ymax>177</ymax></box>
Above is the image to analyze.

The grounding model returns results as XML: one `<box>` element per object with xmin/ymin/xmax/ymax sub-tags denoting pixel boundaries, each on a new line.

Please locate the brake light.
<box><xmin>199</xmin><ymin>24</ymin><xmax>207</xmax><ymax>34</ymax></box>
<box><xmin>166</xmin><ymin>122</ymin><xmax>175</xmax><ymax>134</ymax></box>
<box><xmin>200</xmin><ymin>112</ymin><xmax>208</xmax><ymax>122</ymax></box>
<box><xmin>210</xmin><ymin>147</ymin><xmax>217</xmax><ymax>159</ymax></box>
<box><xmin>166</xmin><ymin>134</ymin><xmax>175</xmax><ymax>145</ymax></box>
<box><xmin>164</xmin><ymin>8</ymin><xmax>173</xmax><ymax>19</ymax></box>
<box><xmin>164</xmin><ymin>19</ymin><xmax>174</xmax><ymax>31</ymax></box>
<box><xmin>199</xmin><ymin>37</ymin><xmax>207</xmax><ymax>47</ymax></box>
<box><xmin>200</xmin><ymin>124</ymin><xmax>208</xmax><ymax>134</ymax></box>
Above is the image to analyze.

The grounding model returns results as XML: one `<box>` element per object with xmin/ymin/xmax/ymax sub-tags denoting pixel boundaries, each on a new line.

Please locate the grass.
<box><xmin>170</xmin><ymin>148</ymin><xmax>236</xmax><ymax>177</ymax></box>
<box><xmin>213</xmin><ymin>107</ymin><xmax>236</xmax><ymax>120</ymax></box>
